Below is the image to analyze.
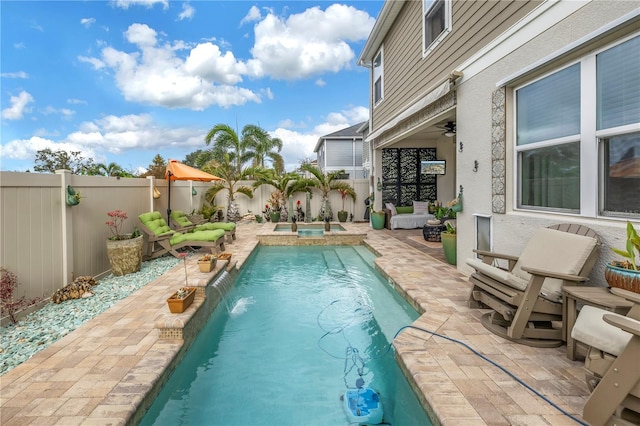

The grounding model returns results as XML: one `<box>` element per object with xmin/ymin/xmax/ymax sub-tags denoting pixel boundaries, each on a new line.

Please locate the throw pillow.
<box><xmin>413</xmin><ymin>201</ymin><xmax>429</xmax><ymax>214</ymax></box>
<box><xmin>385</xmin><ymin>202</ymin><xmax>397</xmax><ymax>216</ymax></box>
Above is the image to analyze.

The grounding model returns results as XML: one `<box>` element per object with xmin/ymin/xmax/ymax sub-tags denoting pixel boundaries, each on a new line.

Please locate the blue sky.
<box><xmin>0</xmin><ymin>0</ymin><xmax>381</xmax><ymax>173</ymax></box>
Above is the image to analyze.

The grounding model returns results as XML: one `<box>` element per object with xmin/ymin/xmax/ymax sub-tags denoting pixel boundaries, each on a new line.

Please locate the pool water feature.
<box><xmin>139</xmin><ymin>246</ymin><xmax>432</xmax><ymax>426</ymax></box>
<box><xmin>274</xmin><ymin>223</ymin><xmax>346</xmax><ymax>236</ymax></box>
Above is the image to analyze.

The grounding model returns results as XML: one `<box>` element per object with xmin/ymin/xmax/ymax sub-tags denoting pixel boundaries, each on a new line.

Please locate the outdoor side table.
<box><xmin>562</xmin><ymin>286</ymin><xmax>634</xmax><ymax>360</ymax></box>
<box><xmin>423</xmin><ymin>223</ymin><xmax>445</xmax><ymax>242</ymax></box>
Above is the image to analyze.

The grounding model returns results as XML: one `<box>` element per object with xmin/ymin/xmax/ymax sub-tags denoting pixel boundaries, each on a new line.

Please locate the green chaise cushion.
<box><xmin>139</xmin><ymin>212</ymin><xmax>174</xmax><ymax>236</ymax></box>
<box><xmin>169</xmin><ymin>229</ymin><xmax>225</xmax><ymax>245</ymax></box>
<box><xmin>170</xmin><ymin>211</ymin><xmax>193</xmax><ymax>227</ymax></box>
<box><xmin>196</xmin><ymin>222</ymin><xmax>236</xmax><ymax>232</ymax></box>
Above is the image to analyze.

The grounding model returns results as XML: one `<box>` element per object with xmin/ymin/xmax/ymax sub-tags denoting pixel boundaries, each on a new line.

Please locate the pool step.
<box><xmin>323</xmin><ymin>250</ymin><xmax>346</xmax><ymax>272</ymax></box>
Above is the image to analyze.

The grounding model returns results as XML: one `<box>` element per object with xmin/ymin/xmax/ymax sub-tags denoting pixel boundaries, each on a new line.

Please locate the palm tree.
<box><xmin>93</xmin><ymin>162</ymin><xmax>124</xmax><ymax>177</ymax></box>
<box><xmin>252</xmin><ymin>169</ymin><xmax>310</xmax><ymax>221</ymax></box>
<box><xmin>245</xmin><ymin>130</ymin><xmax>284</xmax><ymax>173</ymax></box>
<box><xmin>299</xmin><ymin>164</ymin><xmax>355</xmax><ymax>220</ymax></box>
<box><xmin>204</xmin><ymin>123</ymin><xmax>268</xmax><ymax>175</ymax></box>
<box><xmin>202</xmin><ymin>154</ymin><xmax>259</xmax><ymax>222</ymax></box>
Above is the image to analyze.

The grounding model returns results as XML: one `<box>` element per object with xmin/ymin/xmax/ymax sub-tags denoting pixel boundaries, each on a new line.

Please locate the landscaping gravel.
<box><xmin>0</xmin><ymin>256</ymin><xmax>180</xmax><ymax>375</ymax></box>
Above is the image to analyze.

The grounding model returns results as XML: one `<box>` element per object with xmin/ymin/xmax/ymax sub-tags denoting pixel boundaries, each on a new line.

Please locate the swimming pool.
<box><xmin>139</xmin><ymin>246</ymin><xmax>432</xmax><ymax>425</ymax></box>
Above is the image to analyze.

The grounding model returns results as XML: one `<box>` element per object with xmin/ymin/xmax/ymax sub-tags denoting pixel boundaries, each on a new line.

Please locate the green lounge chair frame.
<box><xmin>138</xmin><ymin>211</ymin><xmax>225</xmax><ymax>260</ymax></box>
<box><xmin>467</xmin><ymin>223</ymin><xmax>600</xmax><ymax>348</ymax></box>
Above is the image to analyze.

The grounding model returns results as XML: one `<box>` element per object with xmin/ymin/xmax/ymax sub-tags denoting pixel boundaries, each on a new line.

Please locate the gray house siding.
<box><xmin>372</xmin><ymin>0</ymin><xmax>541</xmax><ymax>130</ymax></box>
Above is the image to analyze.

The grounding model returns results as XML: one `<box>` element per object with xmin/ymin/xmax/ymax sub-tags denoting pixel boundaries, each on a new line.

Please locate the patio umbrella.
<box><xmin>165</xmin><ymin>159</ymin><xmax>222</xmax><ymax>223</ymax></box>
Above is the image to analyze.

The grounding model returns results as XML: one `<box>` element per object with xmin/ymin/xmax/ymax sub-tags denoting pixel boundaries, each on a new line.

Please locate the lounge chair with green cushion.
<box><xmin>170</xmin><ymin>210</ymin><xmax>236</xmax><ymax>241</ymax></box>
<box><xmin>138</xmin><ymin>211</ymin><xmax>226</xmax><ymax>260</ymax></box>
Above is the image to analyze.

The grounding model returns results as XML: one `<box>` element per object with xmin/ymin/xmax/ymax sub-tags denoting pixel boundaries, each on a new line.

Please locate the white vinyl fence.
<box><xmin>0</xmin><ymin>170</ymin><xmax>371</xmax><ymax>317</ymax></box>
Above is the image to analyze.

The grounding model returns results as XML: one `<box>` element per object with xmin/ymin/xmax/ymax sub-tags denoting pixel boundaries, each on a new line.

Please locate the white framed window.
<box><xmin>373</xmin><ymin>48</ymin><xmax>383</xmax><ymax>105</ymax></box>
<box><xmin>423</xmin><ymin>0</ymin><xmax>451</xmax><ymax>57</ymax></box>
<box><xmin>515</xmin><ymin>34</ymin><xmax>640</xmax><ymax>219</ymax></box>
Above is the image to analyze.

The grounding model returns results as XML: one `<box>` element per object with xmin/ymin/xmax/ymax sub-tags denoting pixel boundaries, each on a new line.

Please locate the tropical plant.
<box><xmin>253</xmin><ymin>169</ymin><xmax>308</xmax><ymax>222</ymax></box>
<box><xmin>105</xmin><ymin>210</ymin><xmax>140</xmax><ymax>240</ymax></box>
<box><xmin>205</xmin><ymin>123</ymin><xmax>268</xmax><ymax>175</ymax></box>
<box><xmin>1</xmin><ymin>267</ymin><xmax>41</xmax><ymax>325</ymax></box>
<box><xmin>299</xmin><ymin>164</ymin><xmax>353</xmax><ymax>219</ymax></box>
<box><xmin>202</xmin><ymin>154</ymin><xmax>258</xmax><ymax>222</ymax></box>
<box><xmin>611</xmin><ymin>221</ymin><xmax>640</xmax><ymax>270</ymax></box>
<box><xmin>337</xmin><ymin>186</ymin><xmax>357</xmax><ymax>213</ymax></box>
<box><xmin>245</xmin><ymin>129</ymin><xmax>284</xmax><ymax>173</ymax></box>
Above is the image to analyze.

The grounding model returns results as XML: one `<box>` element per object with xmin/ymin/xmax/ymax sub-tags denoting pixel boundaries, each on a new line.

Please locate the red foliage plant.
<box><xmin>1</xmin><ymin>267</ymin><xmax>41</xmax><ymax>325</ymax></box>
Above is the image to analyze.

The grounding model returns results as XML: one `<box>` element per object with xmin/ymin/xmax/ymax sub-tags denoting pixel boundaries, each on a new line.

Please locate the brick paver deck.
<box><xmin>0</xmin><ymin>222</ymin><xmax>590</xmax><ymax>425</ymax></box>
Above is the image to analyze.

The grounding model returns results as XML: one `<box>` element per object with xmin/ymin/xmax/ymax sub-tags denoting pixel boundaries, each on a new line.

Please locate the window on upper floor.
<box><xmin>515</xmin><ymin>34</ymin><xmax>640</xmax><ymax>219</ymax></box>
<box><xmin>373</xmin><ymin>48</ymin><xmax>383</xmax><ymax>105</ymax></box>
<box><xmin>423</xmin><ymin>0</ymin><xmax>451</xmax><ymax>56</ymax></box>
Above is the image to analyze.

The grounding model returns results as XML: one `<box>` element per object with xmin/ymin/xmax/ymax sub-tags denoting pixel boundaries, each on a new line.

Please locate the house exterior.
<box><xmin>358</xmin><ymin>0</ymin><xmax>640</xmax><ymax>282</ymax></box>
<box><xmin>314</xmin><ymin>121</ymin><xmax>367</xmax><ymax>179</ymax></box>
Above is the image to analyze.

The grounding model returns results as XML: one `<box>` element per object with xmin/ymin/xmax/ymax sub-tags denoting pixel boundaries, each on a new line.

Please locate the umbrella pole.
<box><xmin>167</xmin><ymin>172</ymin><xmax>172</xmax><ymax>224</ymax></box>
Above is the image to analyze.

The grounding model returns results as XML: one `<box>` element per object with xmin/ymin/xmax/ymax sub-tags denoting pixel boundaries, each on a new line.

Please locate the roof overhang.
<box><xmin>365</xmin><ymin>79</ymin><xmax>453</xmax><ymax>143</ymax></box>
<box><xmin>357</xmin><ymin>0</ymin><xmax>406</xmax><ymax>66</ymax></box>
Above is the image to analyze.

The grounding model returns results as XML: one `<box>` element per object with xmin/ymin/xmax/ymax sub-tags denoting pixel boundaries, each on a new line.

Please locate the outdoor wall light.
<box><xmin>377</xmin><ymin>177</ymin><xmax>382</xmax><ymax>191</ymax></box>
<box><xmin>459</xmin><ymin>141</ymin><xmax>463</xmax><ymax>152</ymax></box>
<box><xmin>473</xmin><ymin>160</ymin><xmax>479</xmax><ymax>172</ymax></box>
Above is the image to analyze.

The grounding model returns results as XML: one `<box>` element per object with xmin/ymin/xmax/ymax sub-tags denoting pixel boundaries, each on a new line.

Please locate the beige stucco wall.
<box><xmin>455</xmin><ymin>1</ymin><xmax>639</xmax><ymax>284</ymax></box>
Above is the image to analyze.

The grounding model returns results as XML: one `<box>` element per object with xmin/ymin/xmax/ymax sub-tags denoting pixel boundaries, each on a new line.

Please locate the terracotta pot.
<box><xmin>106</xmin><ymin>235</ymin><xmax>143</xmax><ymax>276</ymax></box>
<box><xmin>166</xmin><ymin>287</ymin><xmax>196</xmax><ymax>313</ymax></box>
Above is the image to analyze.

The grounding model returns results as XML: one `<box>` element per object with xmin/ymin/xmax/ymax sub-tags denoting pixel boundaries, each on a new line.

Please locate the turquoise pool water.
<box><xmin>139</xmin><ymin>246</ymin><xmax>431</xmax><ymax>426</ymax></box>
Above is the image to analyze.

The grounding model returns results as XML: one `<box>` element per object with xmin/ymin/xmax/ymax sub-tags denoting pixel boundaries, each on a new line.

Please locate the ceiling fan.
<box><xmin>441</xmin><ymin>121</ymin><xmax>456</xmax><ymax>137</ymax></box>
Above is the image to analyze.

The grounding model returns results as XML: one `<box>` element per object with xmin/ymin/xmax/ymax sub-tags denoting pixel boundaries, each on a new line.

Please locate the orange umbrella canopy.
<box><xmin>165</xmin><ymin>159</ymin><xmax>222</xmax><ymax>181</ymax></box>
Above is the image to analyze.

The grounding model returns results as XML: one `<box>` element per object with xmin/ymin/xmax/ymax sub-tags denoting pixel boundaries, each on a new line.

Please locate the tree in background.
<box><xmin>202</xmin><ymin>154</ymin><xmax>260</xmax><ymax>222</ymax></box>
<box><xmin>89</xmin><ymin>162</ymin><xmax>124</xmax><ymax>177</ymax></box>
<box><xmin>245</xmin><ymin>130</ymin><xmax>284</xmax><ymax>173</ymax></box>
<box><xmin>252</xmin><ymin>169</ymin><xmax>311</xmax><ymax>222</ymax></box>
<box><xmin>33</xmin><ymin>149</ymin><xmax>95</xmax><ymax>175</ymax></box>
<box><xmin>183</xmin><ymin>149</ymin><xmax>215</xmax><ymax>169</ymax></box>
<box><xmin>139</xmin><ymin>154</ymin><xmax>167</xmax><ymax>180</ymax></box>
<box><xmin>299</xmin><ymin>163</ymin><xmax>352</xmax><ymax>220</ymax></box>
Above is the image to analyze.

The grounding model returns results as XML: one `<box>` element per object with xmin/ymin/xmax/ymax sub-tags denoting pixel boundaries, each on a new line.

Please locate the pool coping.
<box><xmin>0</xmin><ymin>222</ymin><xmax>591</xmax><ymax>425</ymax></box>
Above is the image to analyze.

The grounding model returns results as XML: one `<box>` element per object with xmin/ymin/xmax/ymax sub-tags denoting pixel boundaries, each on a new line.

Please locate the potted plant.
<box><xmin>198</xmin><ymin>254</ymin><xmax>217</xmax><ymax>273</ymax></box>
<box><xmin>218</xmin><ymin>252</ymin><xmax>232</xmax><ymax>263</ymax></box>
<box><xmin>336</xmin><ymin>185</ymin><xmax>356</xmax><ymax>223</ymax></box>
<box><xmin>441</xmin><ymin>221</ymin><xmax>457</xmax><ymax>265</ymax></box>
<box><xmin>166</xmin><ymin>286</ymin><xmax>196</xmax><ymax>313</ymax></box>
<box><xmin>105</xmin><ymin>210</ymin><xmax>143</xmax><ymax>276</ymax></box>
<box><xmin>605</xmin><ymin>221</ymin><xmax>640</xmax><ymax>293</ymax></box>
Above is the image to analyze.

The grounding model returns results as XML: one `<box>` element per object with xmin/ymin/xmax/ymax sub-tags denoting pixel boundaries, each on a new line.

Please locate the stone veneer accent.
<box><xmin>491</xmin><ymin>87</ymin><xmax>506</xmax><ymax>214</ymax></box>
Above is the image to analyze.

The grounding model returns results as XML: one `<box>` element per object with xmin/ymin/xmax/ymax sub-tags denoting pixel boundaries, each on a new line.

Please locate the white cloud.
<box><xmin>67</xmin><ymin>98</ymin><xmax>87</xmax><ymax>105</ymax></box>
<box><xmin>177</xmin><ymin>3</ymin><xmax>195</xmax><ymax>21</ymax></box>
<box><xmin>0</xmin><ymin>136</ymin><xmax>102</xmax><ymax>164</ymax></box>
<box><xmin>14</xmin><ymin>42</ymin><xmax>26</xmax><ymax>49</ymax></box>
<box><xmin>110</xmin><ymin>0</ymin><xmax>168</xmax><ymax>10</ymax></box>
<box><xmin>2</xmin><ymin>91</ymin><xmax>34</xmax><ymax>120</ymax></box>
<box><xmin>81</xmin><ymin>18</ymin><xmax>96</xmax><ymax>28</ymax></box>
<box><xmin>1</xmin><ymin>71</ymin><xmax>28</xmax><ymax>78</ymax></box>
<box><xmin>78</xmin><ymin>55</ymin><xmax>106</xmax><ymax>70</ymax></box>
<box><xmin>0</xmin><ymin>113</ymin><xmax>205</xmax><ymax>165</ymax></box>
<box><xmin>81</xmin><ymin>23</ymin><xmax>261</xmax><ymax>110</ymax></box>
<box><xmin>241</xmin><ymin>6</ymin><xmax>262</xmax><ymax>25</ymax></box>
<box><xmin>250</xmin><ymin>4</ymin><xmax>375</xmax><ymax>80</ymax></box>
<box><xmin>315</xmin><ymin>78</ymin><xmax>326</xmax><ymax>87</ymax></box>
